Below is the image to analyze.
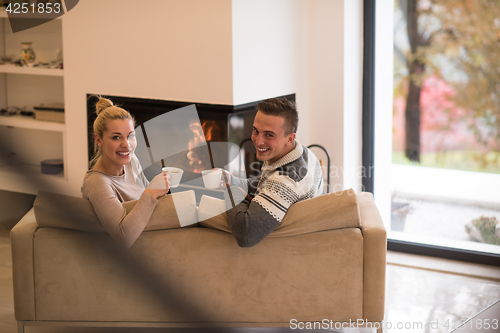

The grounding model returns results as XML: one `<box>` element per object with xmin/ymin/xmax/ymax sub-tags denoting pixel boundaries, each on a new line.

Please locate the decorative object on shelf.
<box><xmin>19</xmin><ymin>42</ymin><xmax>36</xmax><ymax>65</ymax></box>
<box><xmin>41</xmin><ymin>159</ymin><xmax>63</xmax><ymax>175</ymax></box>
<box><xmin>34</xmin><ymin>103</ymin><xmax>64</xmax><ymax>123</ymax></box>
<box><xmin>56</xmin><ymin>48</ymin><xmax>63</xmax><ymax>65</ymax></box>
<box><xmin>0</xmin><ymin>105</ymin><xmax>28</xmax><ymax>116</ymax></box>
<box><xmin>32</xmin><ymin>60</ymin><xmax>63</xmax><ymax>69</ymax></box>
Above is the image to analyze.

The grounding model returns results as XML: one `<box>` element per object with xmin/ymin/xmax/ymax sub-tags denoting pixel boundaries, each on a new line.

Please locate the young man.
<box><xmin>223</xmin><ymin>98</ymin><xmax>324</xmax><ymax>247</ymax></box>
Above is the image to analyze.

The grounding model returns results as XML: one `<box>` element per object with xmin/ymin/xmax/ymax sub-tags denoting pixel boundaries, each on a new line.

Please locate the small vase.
<box><xmin>19</xmin><ymin>42</ymin><xmax>36</xmax><ymax>65</ymax></box>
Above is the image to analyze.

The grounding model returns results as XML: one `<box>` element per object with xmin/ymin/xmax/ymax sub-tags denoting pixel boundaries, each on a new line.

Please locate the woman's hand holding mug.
<box><xmin>145</xmin><ymin>171</ymin><xmax>171</xmax><ymax>198</ymax></box>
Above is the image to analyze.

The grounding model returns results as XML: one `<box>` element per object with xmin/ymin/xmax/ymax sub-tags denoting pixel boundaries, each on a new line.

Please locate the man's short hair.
<box><xmin>256</xmin><ymin>98</ymin><xmax>298</xmax><ymax>135</ymax></box>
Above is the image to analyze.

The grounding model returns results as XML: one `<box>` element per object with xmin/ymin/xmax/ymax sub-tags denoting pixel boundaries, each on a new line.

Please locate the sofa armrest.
<box><xmin>357</xmin><ymin>192</ymin><xmax>387</xmax><ymax>322</ymax></box>
<box><xmin>10</xmin><ymin>208</ymin><xmax>38</xmax><ymax>321</ymax></box>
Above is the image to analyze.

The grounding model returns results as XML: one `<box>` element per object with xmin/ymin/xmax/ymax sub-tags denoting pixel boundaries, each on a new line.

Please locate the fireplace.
<box><xmin>86</xmin><ymin>94</ymin><xmax>296</xmax><ymax>195</ymax></box>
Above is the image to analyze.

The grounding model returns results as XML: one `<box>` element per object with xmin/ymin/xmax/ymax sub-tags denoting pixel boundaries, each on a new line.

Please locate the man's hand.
<box><xmin>227</xmin><ymin>185</ymin><xmax>252</xmax><ymax>203</ymax></box>
<box><xmin>215</xmin><ymin>169</ymin><xmax>252</xmax><ymax>202</ymax></box>
<box><xmin>214</xmin><ymin>168</ymin><xmax>232</xmax><ymax>189</ymax></box>
<box><xmin>237</xmin><ymin>187</ymin><xmax>253</xmax><ymax>202</ymax></box>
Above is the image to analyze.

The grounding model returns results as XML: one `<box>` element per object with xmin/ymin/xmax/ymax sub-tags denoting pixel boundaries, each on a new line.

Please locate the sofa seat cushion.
<box><xmin>34</xmin><ymin>190</ymin><xmax>198</xmax><ymax>232</ymax></box>
<box><xmin>199</xmin><ymin>188</ymin><xmax>361</xmax><ymax>237</ymax></box>
<box><xmin>33</xmin><ymin>226</ymin><xmax>364</xmax><ymax>323</ymax></box>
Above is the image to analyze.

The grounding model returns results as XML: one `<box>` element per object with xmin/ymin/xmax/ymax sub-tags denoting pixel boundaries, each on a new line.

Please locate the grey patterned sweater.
<box><xmin>225</xmin><ymin>140</ymin><xmax>324</xmax><ymax>247</ymax></box>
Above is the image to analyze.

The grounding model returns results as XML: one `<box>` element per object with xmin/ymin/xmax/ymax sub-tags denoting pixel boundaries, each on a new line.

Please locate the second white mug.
<box><xmin>201</xmin><ymin>169</ymin><xmax>223</xmax><ymax>189</ymax></box>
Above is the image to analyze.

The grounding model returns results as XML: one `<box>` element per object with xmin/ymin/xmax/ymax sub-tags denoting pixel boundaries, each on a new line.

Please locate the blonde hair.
<box><xmin>89</xmin><ymin>96</ymin><xmax>135</xmax><ymax>169</ymax></box>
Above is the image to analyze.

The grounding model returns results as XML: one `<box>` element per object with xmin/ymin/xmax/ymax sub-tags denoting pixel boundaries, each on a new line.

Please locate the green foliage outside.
<box><xmin>393</xmin><ymin>151</ymin><xmax>500</xmax><ymax>174</ymax></box>
<box><xmin>472</xmin><ymin>216</ymin><xmax>500</xmax><ymax>245</ymax></box>
<box><xmin>394</xmin><ymin>0</ymin><xmax>500</xmax><ymax>166</ymax></box>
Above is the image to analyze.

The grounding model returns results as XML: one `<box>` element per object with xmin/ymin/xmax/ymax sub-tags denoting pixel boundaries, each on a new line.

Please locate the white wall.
<box><xmin>343</xmin><ymin>0</ymin><xmax>363</xmax><ymax>192</ymax></box>
<box><xmin>232</xmin><ymin>0</ymin><xmax>364</xmax><ymax>192</ymax></box>
<box><xmin>308</xmin><ymin>0</ymin><xmax>363</xmax><ymax>192</ymax></box>
<box><xmin>231</xmin><ymin>0</ymin><xmax>310</xmax><ymax>144</ymax></box>
<box><xmin>308</xmin><ymin>0</ymin><xmax>344</xmax><ymax>190</ymax></box>
<box><xmin>64</xmin><ymin>0</ymin><xmax>233</xmax><ymax>103</ymax></box>
<box><xmin>63</xmin><ymin>0</ymin><xmax>233</xmax><ymax>195</ymax></box>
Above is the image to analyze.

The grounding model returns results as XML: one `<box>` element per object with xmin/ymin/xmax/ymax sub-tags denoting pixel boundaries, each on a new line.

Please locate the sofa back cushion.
<box><xmin>34</xmin><ymin>190</ymin><xmax>198</xmax><ymax>232</ymax></box>
<box><xmin>34</xmin><ymin>188</ymin><xmax>361</xmax><ymax>237</ymax></box>
<box><xmin>198</xmin><ymin>188</ymin><xmax>361</xmax><ymax>237</ymax></box>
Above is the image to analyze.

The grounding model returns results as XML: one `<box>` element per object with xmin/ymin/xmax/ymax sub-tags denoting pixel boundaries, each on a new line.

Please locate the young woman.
<box><xmin>82</xmin><ymin>96</ymin><xmax>170</xmax><ymax>248</ymax></box>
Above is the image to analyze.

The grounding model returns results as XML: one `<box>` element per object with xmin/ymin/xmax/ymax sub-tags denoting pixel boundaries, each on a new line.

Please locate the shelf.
<box><xmin>0</xmin><ymin>114</ymin><xmax>65</xmax><ymax>132</ymax></box>
<box><xmin>0</xmin><ymin>163</ymin><xmax>66</xmax><ymax>195</ymax></box>
<box><xmin>0</xmin><ymin>163</ymin><xmax>64</xmax><ymax>178</ymax></box>
<box><xmin>0</xmin><ymin>64</ymin><xmax>63</xmax><ymax>76</ymax></box>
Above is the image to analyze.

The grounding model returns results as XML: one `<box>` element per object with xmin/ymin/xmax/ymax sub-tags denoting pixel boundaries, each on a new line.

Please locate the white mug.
<box><xmin>201</xmin><ymin>169</ymin><xmax>223</xmax><ymax>189</ymax></box>
<box><xmin>162</xmin><ymin>167</ymin><xmax>183</xmax><ymax>188</ymax></box>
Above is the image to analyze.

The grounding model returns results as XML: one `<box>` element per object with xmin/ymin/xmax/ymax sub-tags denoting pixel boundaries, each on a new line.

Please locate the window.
<box><xmin>366</xmin><ymin>0</ymin><xmax>500</xmax><ymax>265</ymax></box>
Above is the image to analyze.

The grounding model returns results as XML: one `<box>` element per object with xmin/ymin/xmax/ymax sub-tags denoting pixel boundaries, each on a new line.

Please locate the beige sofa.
<box><xmin>11</xmin><ymin>189</ymin><xmax>386</xmax><ymax>333</ymax></box>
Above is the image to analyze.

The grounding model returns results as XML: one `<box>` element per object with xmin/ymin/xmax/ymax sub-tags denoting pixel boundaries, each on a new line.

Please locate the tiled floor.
<box><xmin>1</xmin><ymin>223</ymin><xmax>499</xmax><ymax>333</ymax></box>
